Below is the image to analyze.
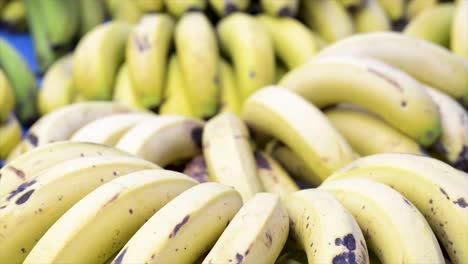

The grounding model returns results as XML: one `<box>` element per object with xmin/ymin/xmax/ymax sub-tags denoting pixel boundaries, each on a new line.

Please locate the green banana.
<box><xmin>78</xmin><ymin>0</ymin><xmax>107</xmax><ymax>36</ymax></box>
<box><xmin>353</xmin><ymin>0</ymin><xmax>391</xmax><ymax>33</ymax></box>
<box><xmin>113</xmin><ymin>63</ymin><xmax>146</xmax><ymax>110</ymax></box>
<box><xmin>74</xmin><ymin>21</ymin><xmax>132</xmax><ymax>100</ymax></box>
<box><xmin>0</xmin><ymin>68</ymin><xmax>14</xmax><ymax>123</ymax></box>
<box><xmin>260</xmin><ymin>0</ymin><xmax>299</xmax><ymax>17</ymax></box>
<box><xmin>38</xmin><ymin>0</ymin><xmax>79</xmax><ymax>48</ymax></box>
<box><xmin>127</xmin><ymin>14</ymin><xmax>175</xmax><ymax>109</ymax></box>
<box><xmin>217</xmin><ymin>13</ymin><xmax>275</xmax><ymax>102</ymax></box>
<box><xmin>0</xmin><ymin>0</ymin><xmax>27</xmax><ymax>32</ymax></box>
<box><xmin>404</xmin><ymin>3</ymin><xmax>455</xmax><ymax>48</ymax></box>
<box><xmin>451</xmin><ymin>0</ymin><xmax>468</xmax><ymax>59</ymax></box>
<box><xmin>176</xmin><ymin>12</ymin><xmax>220</xmax><ymax>119</ymax></box>
<box><xmin>164</xmin><ymin>0</ymin><xmax>207</xmax><ymax>17</ymax></box>
<box><xmin>0</xmin><ymin>38</ymin><xmax>38</xmax><ymax>126</ymax></box>
<box><xmin>208</xmin><ymin>0</ymin><xmax>250</xmax><ymax>16</ymax></box>
<box><xmin>0</xmin><ymin>114</ymin><xmax>22</xmax><ymax>160</ymax></box>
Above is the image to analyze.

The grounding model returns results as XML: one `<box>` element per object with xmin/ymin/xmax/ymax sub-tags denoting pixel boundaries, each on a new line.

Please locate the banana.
<box><xmin>403</xmin><ymin>3</ymin><xmax>455</xmax><ymax>47</ymax></box>
<box><xmin>426</xmin><ymin>87</ymin><xmax>468</xmax><ymax>170</ymax></box>
<box><xmin>38</xmin><ymin>0</ymin><xmax>79</xmax><ymax>48</ymax></box>
<box><xmin>0</xmin><ymin>68</ymin><xmax>14</xmax><ymax>123</ymax></box>
<box><xmin>135</xmin><ymin>0</ymin><xmax>164</xmax><ymax>12</ymax></box>
<box><xmin>202</xmin><ymin>112</ymin><xmax>263</xmax><ymax>202</ymax></box>
<box><xmin>0</xmin><ymin>115</ymin><xmax>22</xmax><ymax>160</ymax></box>
<box><xmin>300</xmin><ymin>0</ymin><xmax>354</xmax><ymax>43</ymax></box>
<box><xmin>5</xmin><ymin>141</ymin><xmax>30</xmax><ymax>164</ymax></box>
<box><xmin>0</xmin><ymin>0</ymin><xmax>27</xmax><ymax>32</ymax></box>
<box><xmin>243</xmin><ymin>87</ymin><xmax>354</xmax><ymax>186</ymax></box>
<box><xmin>113</xmin><ymin>0</ymin><xmax>144</xmax><ymax>24</ymax></box>
<box><xmin>38</xmin><ymin>53</ymin><xmax>75</xmax><ymax>115</ymax></box>
<box><xmin>22</xmin><ymin>102</ymin><xmax>133</xmax><ymax>151</ymax></box>
<box><xmin>260</xmin><ymin>0</ymin><xmax>299</xmax><ymax>17</ymax></box>
<box><xmin>70</xmin><ymin>112</ymin><xmax>156</xmax><ymax>146</ymax></box>
<box><xmin>320</xmin><ymin>178</ymin><xmax>444</xmax><ymax>263</ymax></box>
<box><xmin>376</xmin><ymin>0</ymin><xmax>405</xmax><ymax>20</ymax></box>
<box><xmin>254</xmin><ymin>151</ymin><xmax>299</xmax><ymax>199</ymax></box>
<box><xmin>176</xmin><ymin>12</ymin><xmax>220</xmax><ymax>119</ymax></box>
<box><xmin>451</xmin><ymin>0</ymin><xmax>468</xmax><ymax>59</ymax></box>
<box><xmin>159</xmin><ymin>55</ymin><xmax>196</xmax><ymax>117</ymax></box>
<box><xmin>316</xmin><ymin>32</ymin><xmax>468</xmax><ymax>106</ymax></box>
<box><xmin>164</xmin><ymin>0</ymin><xmax>207</xmax><ymax>17</ymax></box>
<box><xmin>353</xmin><ymin>0</ymin><xmax>391</xmax><ymax>33</ymax></box>
<box><xmin>217</xmin><ymin>13</ymin><xmax>275</xmax><ymax>102</ymax></box>
<box><xmin>111</xmin><ymin>182</ymin><xmax>242</xmax><ymax>264</ymax></box>
<box><xmin>203</xmin><ymin>193</ymin><xmax>289</xmax><ymax>263</ymax></box>
<box><xmin>116</xmin><ymin>115</ymin><xmax>204</xmax><ymax>167</ymax></box>
<box><xmin>74</xmin><ymin>21</ymin><xmax>132</xmax><ymax>100</ymax></box>
<box><xmin>209</xmin><ymin>0</ymin><xmax>250</xmax><ymax>16</ymax></box>
<box><xmin>183</xmin><ymin>154</ymin><xmax>209</xmax><ymax>183</ymax></box>
<box><xmin>279</xmin><ymin>55</ymin><xmax>441</xmax><ymax>146</ymax></box>
<box><xmin>257</xmin><ymin>15</ymin><xmax>319</xmax><ymax>69</ymax></box>
<box><xmin>325</xmin><ymin>105</ymin><xmax>425</xmax><ymax>156</ymax></box>
<box><xmin>407</xmin><ymin>0</ymin><xmax>437</xmax><ymax>19</ymax></box>
<box><xmin>0</xmin><ymin>141</ymin><xmax>132</xmax><ymax>198</ymax></box>
<box><xmin>324</xmin><ymin>153</ymin><xmax>468</xmax><ymax>264</ymax></box>
<box><xmin>127</xmin><ymin>14</ymin><xmax>174</xmax><ymax>109</ymax></box>
<box><xmin>24</xmin><ymin>169</ymin><xmax>197</xmax><ymax>264</ymax></box>
<box><xmin>0</xmin><ymin>155</ymin><xmax>158</xmax><ymax>263</ymax></box>
<box><xmin>0</xmin><ymin>38</ymin><xmax>38</xmax><ymax>126</ymax></box>
<box><xmin>113</xmin><ymin>63</ymin><xmax>145</xmax><ymax>110</ymax></box>
<box><xmin>219</xmin><ymin>59</ymin><xmax>241</xmax><ymax>115</ymax></box>
<box><xmin>284</xmin><ymin>189</ymin><xmax>369</xmax><ymax>263</ymax></box>
<box><xmin>78</xmin><ymin>0</ymin><xmax>107</xmax><ymax>36</ymax></box>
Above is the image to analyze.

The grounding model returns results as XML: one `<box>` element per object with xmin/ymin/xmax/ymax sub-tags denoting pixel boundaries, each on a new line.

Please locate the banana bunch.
<box><xmin>0</xmin><ymin>0</ymin><xmax>26</xmax><ymax>32</ymax></box>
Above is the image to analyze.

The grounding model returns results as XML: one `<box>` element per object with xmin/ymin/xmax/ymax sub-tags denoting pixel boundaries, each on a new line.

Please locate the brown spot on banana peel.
<box><xmin>114</xmin><ymin>247</ymin><xmax>127</xmax><ymax>264</ymax></box>
<box><xmin>169</xmin><ymin>215</ymin><xmax>190</xmax><ymax>238</ymax></box>
<box><xmin>440</xmin><ymin>187</ymin><xmax>450</xmax><ymax>200</ymax></box>
<box><xmin>264</xmin><ymin>231</ymin><xmax>273</xmax><ymax>248</ymax></box>
<box><xmin>5</xmin><ymin>166</ymin><xmax>26</xmax><ymax>180</ymax></box>
<box><xmin>366</xmin><ymin>68</ymin><xmax>403</xmax><ymax>92</ymax></box>
<box><xmin>6</xmin><ymin>179</ymin><xmax>37</xmax><ymax>201</ymax></box>
<box><xmin>103</xmin><ymin>193</ymin><xmax>120</xmax><ymax>208</ymax></box>
<box><xmin>236</xmin><ymin>253</ymin><xmax>244</xmax><ymax>264</ymax></box>
<box><xmin>453</xmin><ymin>198</ymin><xmax>467</xmax><ymax>208</ymax></box>
<box><xmin>15</xmin><ymin>189</ymin><xmax>35</xmax><ymax>205</ymax></box>
<box><xmin>26</xmin><ymin>133</ymin><xmax>38</xmax><ymax>147</ymax></box>
<box><xmin>133</xmin><ymin>35</ymin><xmax>151</xmax><ymax>53</ymax></box>
<box><xmin>277</xmin><ymin>7</ymin><xmax>293</xmax><ymax>17</ymax></box>
<box><xmin>254</xmin><ymin>152</ymin><xmax>271</xmax><ymax>170</ymax></box>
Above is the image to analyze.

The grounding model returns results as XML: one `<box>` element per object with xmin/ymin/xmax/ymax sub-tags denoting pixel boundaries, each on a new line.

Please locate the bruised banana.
<box><xmin>0</xmin><ymin>141</ymin><xmax>132</xmax><ymax>198</ymax></box>
<box><xmin>111</xmin><ymin>182</ymin><xmax>242</xmax><ymax>264</ymax></box>
<box><xmin>209</xmin><ymin>0</ymin><xmax>250</xmax><ymax>16</ymax></box>
<box><xmin>284</xmin><ymin>189</ymin><xmax>369</xmax><ymax>263</ymax></box>
<box><xmin>353</xmin><ymin>0</ymin><xmax>391</xmax><ymax>33</ymax></box>
<box><xmin>0</xmin><ymin>68</ymin><xmax>15</xmax><ymax>123</ymax></box>
<box><xmin>0</xmin><ymin>115</ymin><xmax>22</xmax><ymax>160</ymax></box>
<box><xmin>0</xmin><ymin>155</ymin><xmax>158</xmax><ymax>263</ymax></box>
<box><xmin>279</xmin><ymin>55</ymin><xmax>441</xmax><ymax>146</ymax></box>
<box><xmin>24</xmin><ymin>170</ymin><xmax>197</xmax><ymax>264</ymax></box>
<box><xmin>325</xmin><ymin>153</ymin><xmax>468</xmax><ymax>264</ymax></box>
<box><xmin>113</xmin><ymin>63</ymin><xmax>145</xmax><ymax>110</ymax></box>
<box><xmin>203</xmin><ymin>193</ymin><xmax>289</xmax><ymax>263</ymax></box>
<box><xmin>260</xmin><ymin>0</ymin><xmax>299</xmax><ymax>17</ymax></box>
<box><xmin>243</xmin><ymin>87</ymin><xmax>354</xmax><ymax>186</ymax></box>
<box><xmin>316</xmin><ymin>32</ymin><xmax>468</xmax><ymax>106</ymax></box>
<box><xmin>203</xmin><ymin>112</ymin><xmax>263</xmax><ymax>202</ymax></box>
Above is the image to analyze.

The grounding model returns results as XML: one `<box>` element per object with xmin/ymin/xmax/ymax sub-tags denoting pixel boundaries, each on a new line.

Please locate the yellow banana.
<box><xmin>217</xmin><ymin>13</ymin><xmax>275</xmax><ymax>102</ymax></box>
<box><xmin>135</xmin><ymin>0</ymin><xmax>164</xmax><ymax>12</ymax></box>
<box><xmin>208</xmin><ymin>0</ymin><xmax>250</xmax><ymax>16</ymax></box>
<box><xmin>164</xmin><ymin>0</ymin><xmax>207</xmax><ymax>17</ymax></box>
<box><xmin>451</xmin><ymin>0</ymin><xmax>468</xmax><ymax>59</ymax></box>
<box><xmin>176</xmin><ymin>12</ymin><xmax>220</xmax><ymax>119</ymax></box>
<box><xmin>219</xmin><ymin>59</ymin><xmax>241</xmax><ymax>115</ymax></box>
<box><xmin>113</xmin><ymin>0</ymin><xmax>144</xmax><ymax>24</ymax></box>
<box><xmin>338</xmin><ymin>0</ymin><xmax>364</xmax><ymax>8</ymax></box>
<box><xmin>112</xmin><ymin>63</ymin><xmax>146</xmax><ymax>110</ymax></box>
<box><xmin>260</xmin><ymin>0</ymin><xmax>299</xmax><ymax>17</ymax></box>
<box><xmin>127</xmin><ymin>14</ymin><xmax>174</xmax><ymax>109</ymax></box>
<box><xmin>407</xmin><ymin>0</ymin><xmax>437</xmax><ymax>19</ymax></box>
<box><xmin>0</xmin><ymin>115</ymin><xmax>22</xmax><ymax>160</ymax></box>
<box><xmin>353</xmin><ymin>0</ymin><xmax>391</xmax><ymax>33</ymax></box>
<box><xmin>376</xmin><ymin>0</ymin><xmax>405</xmax><ymax>20</ymax></box>
<box><xmin>78</xmin><ymin>0</ymin><xmax>107</xmax><ymax>36</ymax></box>
<box><xmin>0</xmin><ymin>68</ymin><xmax>14</xmax><ymax>123</ymax></box>
<box><xmin>275</xmin><ymin>62</ymin><xmax>288</xmax><ymax>83</ymax></box>
<box><xmin>74</xmin><ymin>21</ymin><xmax>132</xmax><ymax>100</ymax></box>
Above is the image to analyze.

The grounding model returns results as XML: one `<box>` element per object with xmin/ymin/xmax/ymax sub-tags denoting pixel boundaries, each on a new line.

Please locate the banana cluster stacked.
<box><xmin>0</xmin><ymin>106</ymin><xmax>466</xmax><ymax>263</ymax></box>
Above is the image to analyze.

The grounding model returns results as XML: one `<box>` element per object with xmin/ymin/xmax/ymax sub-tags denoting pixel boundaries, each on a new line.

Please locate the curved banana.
<box><xmin>426</xmin><ymin>87</ymin><xmax>468</xmax><ymax>170</ymax></box>
<box><xmin>203</xmin><ymin>193</ymin><xmax>289</xmax><ymax>263</ymax></box>
<box><xmin>78</xmin><ymin>0</ymin><xmax>107</xmax><ymax>36</ymax></box>
<box><xmin>116</xmin><ymin>115</ymin><xmax>204</xmax><ymax>167</ymax></box>
<box><xmin>38</xmin><ymin>0</ymin><xmax>78</xmax><ymax>47</ymax></box>
<box><xmin>254</xmin><ymin>151</ymin><xmax>299</xmax><ymax>199</ymax></box>
<box><xmin>0</xmin><ymin>68</ymin><xmax>14</xmax><ymax>123</ymax></box>
<box><xmin>300</xmin><ymin>0</ymin><xmax>354</xmax><ymax>43</ymax></box>
<box><xmin>320</xmin><ymin>178</ymin><xmax>445</xmax><ymax>263</ymax></box>
<box><xmin>324</xmin><ymin>153</ymin><xmax>468</xmax><ymax>264</ymax></box>
<box><xmin>451</xmin><ymin>0</ymin><xmax>468</xmax><ymax>59</ymax></box>
<box><xmin>404</xmin><ymin>3</ymin><xmax>455</xmax><ymax>47</ymax></box>
<box><xmin>0</xmin><ymin>141</ymin><xmax>132</xmax><ymax>198</ymax></box>
<box><xmin>135</xmin><ymin>0</ymin><xmax>164</xmax><ymax>12</ymax></box>
<box><xmin>0</xmin><ymin>115</ymin><xmax>22</xmax><ymax>160</ymax></box>
<box><xmin>111</xmin><ymin>182</ymin><xmax>242</xmax><ymax>264</ymax></box>
<box><xmin>23</xmin><ymin>102</ymin><xmax>133</xmax><ymax>151</ymax></box>
<box><xmin>243</xmin><ymin>87</ymin><xmax>354</xmax><ymax>186</ymax></box>
<box><xmin>260</xmin><ymin>0</ymin><xmax>298</xmax><ymax>17</ymax></box>
<box><xmin>219</xmin><ymin>59</ymin><xmax>241</xmax><ymax>115</ymax></box>
<box><xmin>217</xmin><ymin>13</ymin><xmax>275</xmax><ymax>102</ymax></box>
<box><xmin>353</xmin><ymin>0</ymin><xmax>391</xmax><ymax>33</ymax></box>
<box><xmin>70</xmin><ymin>112</ymin><xmax>156</xmax><ymax>146</ymax></box>
<box><xmin>376</xmin><ymin>0</ymin><xmax>404</xmax><ymax>20</ymax></box>
<box><xmin>325</xmin><ymin>105</ymin><xmax>425</xmax><ymax>156</ymax></box>
<box><xmin>112</xmin><ymin>63</ymin><xmax>145</xmax><ymax>110</ymax></box>
<box><xmin>159</xmin><ymin>55</ymin><xmax>195</xmax><ymax>117</ymax></box>
<box><xmin>279</xmin><ymin>55</ymin><xmax>441</xmax><ymax>146</ymax></box>
<box><xmin>164</xmin><ymin>0</ymin><xmax>207</xmax><ymax>17</ymax></box>
<box><xmin>24</xmin><ymin>170</ymin><xmax>197</xmax><ymax>264</ymax></box>
<box><xmin>176</xmin><ymin>12</ymin><xmax>220</xmax><ymax>119</ymax></box>
<box><xmin>203</xmin><ymin>112</ymin><xmax>263</xmax><ymax>202</ymax></box>
<box><xmin>0</xmin><ymin>155</ymin><xmax>158</xmax><ymax>263</ymax></box>
<box><xmin>257</xmin><ymin>15</ymin><xmax>319</xmax><ymax>69</ymax></box>
<box><xmin>74</xmin><ymin>21</ymin><xmax>132</xmax><ymax>100</ymax></box>
<box><xmin>209</xmin><ymin>0</ymin><xmax>250</xmax><ymax>16</ymax></box>
<box><xmin>407</xmin><ymin>0</ymin><xmax>437</xmax><ymax>19</ymax></box>
<box><xmin>285</xmin><ymin>189</ymin><xmax>369</xmax><ymax>263</ymax></box>
<box><xmin>127</xmin><ymin>14</ymin><xmax>175</xmax><ymax>109</ymax></box>
<box><xmin>316</xmin><ymin>32</ymin><xmax>468</xmax><ymax>106</ymax></box>
<box><xmin>38</xmin><ymin>54</ymin><xmax>75</xmax><ymax>115</ymax></box>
